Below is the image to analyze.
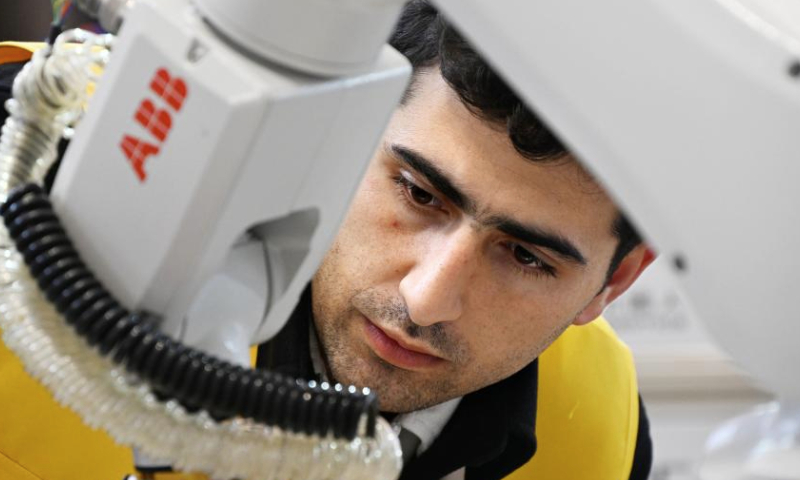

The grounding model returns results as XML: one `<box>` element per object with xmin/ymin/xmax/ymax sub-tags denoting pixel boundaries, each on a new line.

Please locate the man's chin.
<box><xmin>334</xmin><ymin>366</ymin><xmax>458</xmax><ymax>413</ymax></box>
<box><xmin>377</xmin><ymin>390</ymin><xmax>460</xmax><ymax>413</ymax></box>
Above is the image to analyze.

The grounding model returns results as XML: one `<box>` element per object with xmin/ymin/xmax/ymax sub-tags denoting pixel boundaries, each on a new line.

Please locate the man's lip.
<box><xmin>361</xmin><ymin>316</ymin><xmax>445</xmax><ymax>369</ymax></box>
<box><xmin>370</xmin><ymin>320</ymin><xmax>442</xmax><ymax>358</ymax></box>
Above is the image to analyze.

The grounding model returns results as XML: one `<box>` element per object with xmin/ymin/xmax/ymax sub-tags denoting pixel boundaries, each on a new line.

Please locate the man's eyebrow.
<box><xmin>389</xmin><ymin>143</ymin><xmax>587</xmax><ymax>267</ymax></box>
<box><xmin>389</xmin><ymin>144</ymin><xmax>475</xmax><ymax>213</ymax></box>
<box><xmin>491</xmin><ymin>217</ymin><xmax>588</xmax><ymax>267</ymax></box>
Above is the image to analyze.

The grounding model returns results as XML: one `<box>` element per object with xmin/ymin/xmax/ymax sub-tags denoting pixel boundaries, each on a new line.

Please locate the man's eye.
<box><xmin>409</xmin><ymin>184</ymin><xmax>435</xmax><ymax>205</ymax></box>
<box><xmin>513</xmin><ymin>245</ymin><xmax>541</xmax><ymax>266</ymax></box>
<box><xmin>510</xmin><ymin>244</ymin><xmax>556</xmax><ymax>278</ymax></box>
<box><xmin>393</xmin><ymin>175</ymin><xmax>442</xmax><ymax>208</ymax></box>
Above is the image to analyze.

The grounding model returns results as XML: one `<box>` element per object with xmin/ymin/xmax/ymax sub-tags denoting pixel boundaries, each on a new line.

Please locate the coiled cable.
<box><xmin>0</xmin><ymin>29</ymin><xmax>111</xmax><ymax>202</ymax></box>
<box><xmin>1</xmin><ymin>182</ymin><xmax>379</xmax><ymax>440</ymax></box>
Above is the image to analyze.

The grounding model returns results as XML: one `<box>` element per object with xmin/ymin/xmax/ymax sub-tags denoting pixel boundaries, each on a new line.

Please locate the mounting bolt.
<box><xmin>788</xmin><ymin>60</ymin><xmax>800</xmax><ymax>78</ymax></box>
<box><xmin>187</xmin><ymin>39</ymin><xmax>209</xmax><ymax>63</ymax></box>
<box><xmin>673</xmin><ymin>254</ymin><xmax>687</xmax><ymax>273</ymax></box>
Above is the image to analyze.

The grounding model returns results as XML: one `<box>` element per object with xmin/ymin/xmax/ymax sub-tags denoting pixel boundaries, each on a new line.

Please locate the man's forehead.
<box><xmin>396</xmin><ymin>69</ymin><xmax>608</xmax><ymax>197</ymax></box>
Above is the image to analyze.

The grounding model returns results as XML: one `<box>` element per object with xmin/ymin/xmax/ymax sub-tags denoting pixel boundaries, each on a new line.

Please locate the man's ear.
<box><xmin>573</xmin><ymin>245</ymin><xmax>657</xmax><ymax>326</ymax></box>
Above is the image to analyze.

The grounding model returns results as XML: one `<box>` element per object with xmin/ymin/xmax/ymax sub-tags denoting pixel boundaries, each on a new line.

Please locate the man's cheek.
<box><xmin>346</xmin><ymin>198</ymin><xmax>395</xmax><ymax>239</ymax></box>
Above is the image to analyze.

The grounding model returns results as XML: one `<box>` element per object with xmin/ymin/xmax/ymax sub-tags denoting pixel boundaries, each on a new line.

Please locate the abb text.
<box><xmin>120</xmin><ymin>68</ymin><xmax>188</xmax><ymax>182</ymax></box>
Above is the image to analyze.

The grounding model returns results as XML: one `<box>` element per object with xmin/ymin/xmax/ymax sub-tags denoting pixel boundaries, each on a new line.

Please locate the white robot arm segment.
<box><xmin>50</xmin><ymin>0</ymin><xmax>410</xmax><ymax>365</ymax></box>
<box><xmin>435</xmin><ymin>0</ymin><xmax>800</xmax><ymax>403</ymax></box>
<box><xmin>432</xmin><ymin>0</ymin><xmax>800</xmax><ymax>476</ymax></box>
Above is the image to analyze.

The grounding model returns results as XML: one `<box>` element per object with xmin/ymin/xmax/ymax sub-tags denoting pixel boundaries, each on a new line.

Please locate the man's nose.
<box><xmin>398</xmin><ymin>230</ymin><xmax>476</xmax><ymax>327</ymax></box>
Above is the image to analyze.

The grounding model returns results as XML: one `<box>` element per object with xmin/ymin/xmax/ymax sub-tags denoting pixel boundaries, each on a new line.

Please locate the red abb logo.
<box><xmin>120</xmin><ymin>68</ymin><xmax>188</xmax><ymax>182</ymax></box>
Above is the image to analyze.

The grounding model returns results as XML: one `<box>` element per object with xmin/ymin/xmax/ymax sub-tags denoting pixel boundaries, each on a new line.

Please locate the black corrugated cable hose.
<box><xmin>0</xmin><ymin>183</ymin><xmax>378</xmax><ymax>440</ymax></box>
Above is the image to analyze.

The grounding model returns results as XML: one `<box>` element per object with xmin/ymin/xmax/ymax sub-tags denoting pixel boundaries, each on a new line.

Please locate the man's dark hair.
<box><xmin>389</xmin><ymin>0</ymin><xmax>642</xmax><ymax>280</ymax></box>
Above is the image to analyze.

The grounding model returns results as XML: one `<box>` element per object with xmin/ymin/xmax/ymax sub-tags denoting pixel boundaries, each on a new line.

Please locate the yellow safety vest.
<box><xmin>508</xmin><ymin>318</ymin><xmax>640</xmax><ymax>479</ymax></box>
<box><xmin>0</xmin><ymin>42</ymin><xmax>639</xmax><ymax>480</ymax></box>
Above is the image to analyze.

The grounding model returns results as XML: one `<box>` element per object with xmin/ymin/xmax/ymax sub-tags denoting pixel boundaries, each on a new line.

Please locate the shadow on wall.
<box><xmin>0</xmin><ymin>1</ymin><xmax>54</xmax><ymax>41</ymax></box>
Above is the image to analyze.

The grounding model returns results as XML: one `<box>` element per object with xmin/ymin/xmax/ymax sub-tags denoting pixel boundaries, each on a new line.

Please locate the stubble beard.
<box><xmin>311</xmin><ymin>281</ymin><xmax>472</xmax><ymax>412</ymax></box>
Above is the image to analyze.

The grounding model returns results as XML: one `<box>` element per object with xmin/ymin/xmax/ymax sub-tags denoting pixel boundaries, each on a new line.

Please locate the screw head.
<box><xmin>788</xmin><ymin>61</ymin><xmax>800</xmax><ymax>78</ymax></box>
<box><xmin>673</xmin><ymin>255</ymin><xmax>687</xmax><ymax>272</ymax></box>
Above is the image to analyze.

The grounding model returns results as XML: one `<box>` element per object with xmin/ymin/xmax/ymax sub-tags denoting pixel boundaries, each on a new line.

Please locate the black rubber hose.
<box><xmin>0</xmin><ymin>183</ymin><xmax>379</xmax><ymax>439</ymax></box>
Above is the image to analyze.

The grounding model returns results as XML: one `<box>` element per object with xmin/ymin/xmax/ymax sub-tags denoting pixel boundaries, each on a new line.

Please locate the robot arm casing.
<box><xmin>50</xmin><ymin>0</ymin><xmax>410</xmax><ymax>363</ymax></box>
<box><xmin>436</xmin><ymin>0</ymin><xmax>800</xmax><ymax>402</ymax></box>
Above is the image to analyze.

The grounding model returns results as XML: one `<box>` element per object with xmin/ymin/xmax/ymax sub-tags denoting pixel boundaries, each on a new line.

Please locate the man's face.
<box><xmin>312</xmin><ymin>70</ymin><xmax>621</xmax><ymax>413</ymax></box>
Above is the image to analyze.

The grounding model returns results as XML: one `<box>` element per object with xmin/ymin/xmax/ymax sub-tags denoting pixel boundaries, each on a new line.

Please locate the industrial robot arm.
<box><xmin>2</xmin><ymin>0</ymin><xmax>799</xmax><ymax>478</ymax></box>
